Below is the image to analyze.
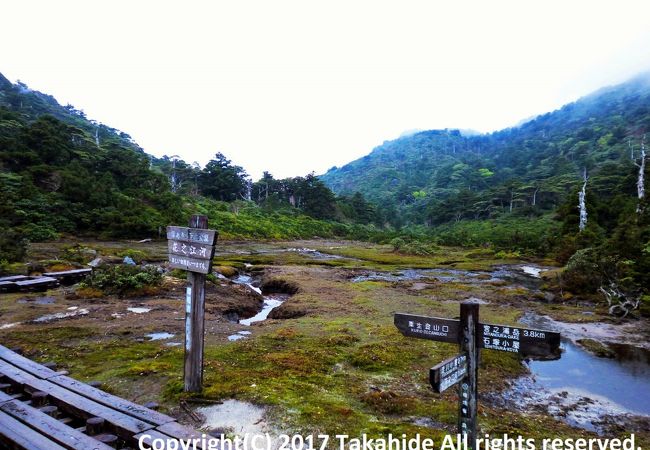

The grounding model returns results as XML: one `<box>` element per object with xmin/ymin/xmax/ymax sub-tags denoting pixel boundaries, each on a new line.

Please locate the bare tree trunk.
<box><xmin>509</xmin><ymin>190</ymin><xmax>514</xmax><ymax>213</ymax></box>
<box><xmin>579</xmin><ymin>168</ymin><xmax>588</xmax><ymax>232</ymax></box>
<box><xmin>170</xmin><ymin>156</ymin><xmax>180</xmax><ymax>193</ymax></box>
<box><xmin>636</xmin><ymin>135</ymin><xmax>646</xmax><ymax>213</ymax></box>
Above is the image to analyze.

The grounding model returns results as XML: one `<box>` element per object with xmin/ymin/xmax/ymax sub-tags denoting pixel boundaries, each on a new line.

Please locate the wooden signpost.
<box><xmin>395</xmin><ymin>301</ymin><xmax>561</xmax><ymax>449</ymax></box>
<box><xmin>166</xmin><ymin>216</ymin><xmax>218</xmax><ymax>392</ymax></box>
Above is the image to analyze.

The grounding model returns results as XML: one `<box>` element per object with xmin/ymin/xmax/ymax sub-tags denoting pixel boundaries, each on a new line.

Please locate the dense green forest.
<box><xmin>0</xmin><ymin>72</ymin><xmax>379</xmax><ymax>264</ymax></box>
<box><xmin>1</xmin><ymin>71</ymin><xmax>649</xmax><ymax>305</ymax></box>
<box><xmin>321</xmin><ymin>74</ymin><xmax>650</xmax><ymax>298</ymax></box>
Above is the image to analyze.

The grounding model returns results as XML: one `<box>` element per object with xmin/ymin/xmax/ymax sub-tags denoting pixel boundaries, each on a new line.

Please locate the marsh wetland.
<box><xmin>1</xmin><ymin>238</ymin><xmax>648</xmax><ymax>445</ymax></box>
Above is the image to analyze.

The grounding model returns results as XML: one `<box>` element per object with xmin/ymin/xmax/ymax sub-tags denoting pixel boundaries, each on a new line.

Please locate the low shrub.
<box><xmin>80</xmin><ymin>264</ymin><xmax>163</xmax><ymax>297</ymax></box>
<box><xmin>390</xmin><ymin>237</ymin><xmax>439</xmax><ymax>256</ymax></box>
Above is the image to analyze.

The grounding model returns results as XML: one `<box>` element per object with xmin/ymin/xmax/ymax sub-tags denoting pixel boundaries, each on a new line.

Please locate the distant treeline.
<box><xmin>0</xmin><ymin>72</ymin><xmax>381</xmax><ymax>265</ymax></box>
<box><xmin>1</xmin><ymin>72</ymin><xmax>649</xmax><ymax>301</ymax></box>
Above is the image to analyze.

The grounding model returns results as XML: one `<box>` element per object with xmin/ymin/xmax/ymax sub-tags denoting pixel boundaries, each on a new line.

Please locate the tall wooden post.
<box><xmin>458</xmin><ymin>301</ymin><xmax>479</xmax><ymax>449</ymax></box>
<box><xmin>184</xmin><ymin>214</ymin><xmax>207</xmax><ymax>392</ymax></box>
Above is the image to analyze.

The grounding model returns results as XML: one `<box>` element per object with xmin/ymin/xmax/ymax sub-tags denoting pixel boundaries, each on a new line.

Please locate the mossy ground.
<box><xmin>1</xmin><ymin>238</ymin><xmax>647</xmax><ymax>446</ymax></box>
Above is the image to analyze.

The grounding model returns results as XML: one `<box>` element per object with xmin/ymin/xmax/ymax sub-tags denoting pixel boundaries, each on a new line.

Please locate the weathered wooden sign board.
<box><xmin>430</xmin><ymin>353</ymin><xmax>467</xmax><ymax>393</ymax></box>
<box><xmin>166</xmin><ymin>226</ymin><xmax>216</xmax><ymax>275</ymax></box>
<box><xmin>167</xmin><ymin>217</ymin><xmax>218</xmax><ymax>392</ymax></box>
<box><xmin>394</xmin><ymin>312</ymin><xmax>560</xmax><ymax>357</ymax></box>
<box><xmin>395</xmin><ymin>302</ymin><xmax>561</xmax><ymax>448</ymax></box>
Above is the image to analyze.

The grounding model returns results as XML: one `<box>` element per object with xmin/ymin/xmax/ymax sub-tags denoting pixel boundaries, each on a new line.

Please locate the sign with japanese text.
<box><xmin>478</xmin><ymin>323</ymin><xmax>561</xmax><ymax>358</ymax></box>
<box><xmin>168</xmin><ymin>240</ymin><xmax>213</xmax><ymax>260</ymax></box>
<box><xmin>394</xmin><ymin>312</ymin><xmax>560</xmax><ymax>357</ymax></box>
<box><xmin>166</xmin><ymin>226</ymin><xmax>217</xmax><ymax>245</ymax></box>
<box><xmin>166</xmin><ymin>225</ymin><xmax>217</xmax><ymax>275</ymax></box>
<box><xmin>395</xmin><ymin>303</ymin><xmax>562</xmax><ymax>448</ymax></box>
<box><xmin>394</xmin><ymin>313</ymin><xmax>460</xmax><ymax>344</ymax></box>
<box><xmin>430</xmin><ymin>353</ymin><xmax>468</xmax><ymax>393</ymax></box>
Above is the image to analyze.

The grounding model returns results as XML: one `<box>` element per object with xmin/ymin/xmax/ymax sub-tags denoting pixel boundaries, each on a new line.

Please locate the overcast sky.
<box><xmin>2</xmin><ymin>0</ymin><xmax>650</xmax><ymax>180</ymax></box>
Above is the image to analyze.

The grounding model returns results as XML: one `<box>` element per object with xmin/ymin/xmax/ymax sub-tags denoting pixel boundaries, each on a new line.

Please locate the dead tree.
<box><xmin>598</xmin><ymin>284</ymin><xmax>640</xmax><ymax>318</ymax></box>
<box><xmin>635</xmin><ymin>135</ymin><xmax>646</xmax><ymax>213</ymax></box>
<box><xmin>578</xmin><ymin>168</ymin><xmax>588</xmax><ymax>232</ymax></box>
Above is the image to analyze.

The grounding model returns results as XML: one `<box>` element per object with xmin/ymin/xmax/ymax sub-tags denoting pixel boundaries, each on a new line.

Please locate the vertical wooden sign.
<box><xmin>458</xmin><ymin>302</ymin><xmax>479</xmax><ymax>449</ymax></box>
<box><xmin>167</xmin><ymin>215</ymin><xmax>217</xmax><ymax>393</ymax></box>
<box><xmin>394</xmin><ymin>302</ymin><xmax>560</xmax><ymax>449</ymax></box>
<box><xmin>184</xmin><ymin>215</ymin><xmax>208</xmax><ymax>392</ymax></box>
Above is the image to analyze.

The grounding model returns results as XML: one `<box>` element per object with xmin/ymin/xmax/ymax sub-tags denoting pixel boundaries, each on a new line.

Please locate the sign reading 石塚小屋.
<box><xmin>167</xmin><ymin>218</ymin><xmax>218</xmax><ymax>393</ymax></box>
<box><xmin>394</xmin><ymin>303</ymin><xmax>561</xmax><ymax>449</ymax></box>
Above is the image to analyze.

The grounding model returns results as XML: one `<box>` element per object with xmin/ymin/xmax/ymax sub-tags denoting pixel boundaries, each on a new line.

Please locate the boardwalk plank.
<box><xmin>0</xmin><ymin>346</ymin><xmax>206</xmax><ymax>449</ymax></box>
<box><xmin>43</xmin><ymin>269</ymin><xmax>92</xmax><ymax>277</ymax></box>
<box><xmin>1</xmin><ymin>400</ymin><xmax>113</xmax><ymax>450</ymax></box>
<box><xmin>0</xmin><ymin>409</ymin><xmax>67</xmax><ymax>450</ymax></box>
<box><xmin>0</xmin><ymin>360</ymin><xmax>153</xmax><ymax>439</ymax></box>
<box><xmin>0</xmin><ymin>391</ymin><xmax>13</xmax><ymax>405</ymax></box>
<box><xmin>0</xmin><ymin>345</ymin><xmax>60</xmax><ymax>379</ymax></box>
<box><xmin>49</xmin><ymin>374</ymin><xmax>174</xmax><ymax>426</ymax></box>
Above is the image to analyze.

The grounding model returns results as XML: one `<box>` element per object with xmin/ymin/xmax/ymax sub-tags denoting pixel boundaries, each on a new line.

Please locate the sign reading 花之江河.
<box><xmin>168</xmin><ymin>240</ymin><xmax>213</xmax><ymax>260</ymax></box>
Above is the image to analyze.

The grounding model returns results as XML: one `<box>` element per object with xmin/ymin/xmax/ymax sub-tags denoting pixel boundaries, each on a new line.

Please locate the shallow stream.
<box><xmin>226</xmin><ymin>271</ymin><xmax>290</xmax><ymax>341</ymax></box>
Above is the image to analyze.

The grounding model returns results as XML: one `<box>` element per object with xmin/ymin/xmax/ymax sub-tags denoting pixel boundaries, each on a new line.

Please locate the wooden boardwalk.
<box><xmin>0</xmin><ymin>345</ymin><xmax>206</xmax><ymax>449</ymax></box>
<box><xmin>0</xmin><ymin>269</ymin><xmax>92</xmax><ymax>293</ymax></box>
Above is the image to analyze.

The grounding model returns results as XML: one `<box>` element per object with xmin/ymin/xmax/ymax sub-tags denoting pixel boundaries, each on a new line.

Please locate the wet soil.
<box><xmin>1</xmin><ymin>238</ymin><xmax>648</xmax><ymax>442</ymax></box>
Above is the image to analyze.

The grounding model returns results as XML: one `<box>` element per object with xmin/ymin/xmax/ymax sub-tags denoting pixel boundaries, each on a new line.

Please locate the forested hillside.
<box><xmin>0</xmin><ymin>72</ymin><xmax>378</xmax><ymax>264</ymax></box>
<box><xmin>1</xmin><ymin>71</ymin><xmax>648</xmax><ymax>302</ymax></box>
<box><xmin>322</xmin><ymin>74</ymin><xmax>650</xmax><ymax>228</ymax></box>
<box><xmin>321</xmin><ymin>74</ymin><xmax>650</xmax><ymax>296</ymax></box>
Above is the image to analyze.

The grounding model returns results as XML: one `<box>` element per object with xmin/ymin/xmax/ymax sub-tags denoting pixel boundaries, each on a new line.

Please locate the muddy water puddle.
<box><xmin>146</xmin><ymin>332</ymin><xmax>175</xmax><ymax>341</ymax></box>
<box><xmin>197</xmin><ymin>400</ymin><xmax>276</xmax><ymax>442</ymax></box>
<box><xmin>18</xmin><ymin>296</ymin><xmax>56</xmax><ymax>304</ymax></box>
<box><xmin>33</xmin><ymin>307</ymin><xmax>89</xmax><ymax>323</ymax></box>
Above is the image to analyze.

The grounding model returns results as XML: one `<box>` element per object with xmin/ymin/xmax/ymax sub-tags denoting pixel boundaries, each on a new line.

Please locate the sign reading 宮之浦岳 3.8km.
<box><xmin>393</xmin><ymin>312</ymin><xmax>560</xmax><ymax>357</ymax></box>
<box><xmin>479</xmin><ymin>323</ymin><xmax>560</xmax><ymax>357</ymax></box>
<box><xmin>166</xmin><ymin>226</ymin><xmax>217</xmax><ymax>275</ymax></box>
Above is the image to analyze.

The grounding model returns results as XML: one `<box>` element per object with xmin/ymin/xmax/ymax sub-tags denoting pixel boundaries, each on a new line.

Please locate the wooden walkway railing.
<box><xmin>0</xmin><ymin>345</ymin><xmax>207</xmax><ymax>449</ymax></box>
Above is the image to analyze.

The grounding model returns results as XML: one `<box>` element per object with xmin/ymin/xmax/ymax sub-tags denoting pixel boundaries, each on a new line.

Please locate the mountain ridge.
<box><xmin>319</xmin><ymin>72</ymin><xmax>650</xmax><ymax>227</ymax></box>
